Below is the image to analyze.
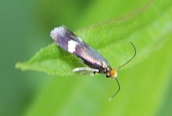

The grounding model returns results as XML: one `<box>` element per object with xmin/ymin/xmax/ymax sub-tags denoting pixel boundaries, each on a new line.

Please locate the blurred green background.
<box><xmin>1</xmin><ymin>0</ymin><xmax>172</xmax><ymax>116</ymax></box>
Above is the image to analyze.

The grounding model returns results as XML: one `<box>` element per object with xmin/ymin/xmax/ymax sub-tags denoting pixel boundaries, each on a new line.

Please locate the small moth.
<box><xmin>50</xmin><ymin>26</ymin><xmax>136</xmax><ymax>100</ymax></box>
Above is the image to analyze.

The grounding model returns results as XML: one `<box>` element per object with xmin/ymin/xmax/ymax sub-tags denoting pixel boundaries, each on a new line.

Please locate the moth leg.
<box><xmin>72</xmin><ymin>67</ymin><xmax>99</xmax><ymax>76</ymax></box>
<box><xmin>72</xmin><ymin>67</ymin><xmax>99</xmax><ymax>72</ymax></box>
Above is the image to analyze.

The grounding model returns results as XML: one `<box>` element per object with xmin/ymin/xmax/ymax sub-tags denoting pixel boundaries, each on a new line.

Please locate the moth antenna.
<box><xmin>109</xmin><ymin>41</ymin><xmax>136</xmax><ymax>100</ymax></box>
<box><xmin>118</xmin><ymin>41</ymin><xmax>136</xmax><ymax>69</ymax></box>
<box><xmin>109</xmin><ymin>78</ymin><xmax>120</xmax><ymax>101</ymax></box>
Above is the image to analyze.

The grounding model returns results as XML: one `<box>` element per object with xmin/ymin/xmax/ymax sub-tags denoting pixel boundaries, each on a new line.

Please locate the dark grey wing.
<box><xmin>50</xmin><ymin>26</ymin><xmax>111</xmax><ymax>73</ymax></box>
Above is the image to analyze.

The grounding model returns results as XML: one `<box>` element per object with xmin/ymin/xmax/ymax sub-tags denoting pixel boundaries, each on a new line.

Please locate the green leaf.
<box><xmin>16</xmin><ymin>0</ymin><xmax>172</xmax><ymax>76</ymax></box>
<box><xmin>20</xmin><ymin>0</ymin><xmax>172</xmax><ymax>116</ymax></box>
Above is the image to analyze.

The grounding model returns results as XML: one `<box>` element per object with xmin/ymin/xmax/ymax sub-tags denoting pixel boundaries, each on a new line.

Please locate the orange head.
<box><xmin>107</xmin><ymin>69</ymin><xmax>118</xmax><ymax>78</ymax></box>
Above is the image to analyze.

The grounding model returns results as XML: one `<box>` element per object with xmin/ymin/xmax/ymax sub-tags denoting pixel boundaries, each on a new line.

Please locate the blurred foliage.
<box><xmin>1</xmin><ymin>0</ymin><xmax>172</xmax><ymax>116</ymax></box>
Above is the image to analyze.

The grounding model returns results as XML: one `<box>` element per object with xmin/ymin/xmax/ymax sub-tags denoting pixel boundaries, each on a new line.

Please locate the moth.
<box><xmin>50</xmin><ymin>26</ymin><xmax>136</xmax><ymax>100</ymax></box>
